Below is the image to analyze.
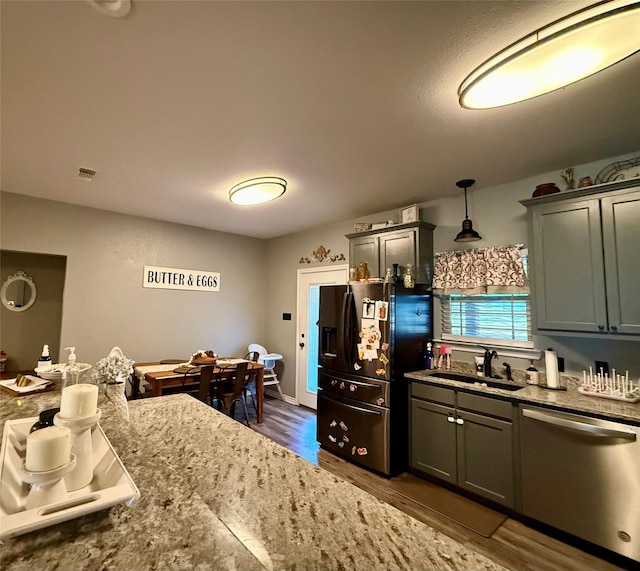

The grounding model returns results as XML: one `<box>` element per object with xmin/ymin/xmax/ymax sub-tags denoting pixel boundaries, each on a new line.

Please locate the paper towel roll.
<box><xmin>544</xmin><ymin>348</ymin><xmax>559</xmax><ymax>388</ymax></box>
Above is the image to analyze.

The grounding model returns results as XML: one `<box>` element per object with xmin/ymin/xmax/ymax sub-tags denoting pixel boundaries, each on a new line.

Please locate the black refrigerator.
<box><xmin>317</xmin><ymin>282</ymin><xmax>432</xmax><ymax>476</ymax></box>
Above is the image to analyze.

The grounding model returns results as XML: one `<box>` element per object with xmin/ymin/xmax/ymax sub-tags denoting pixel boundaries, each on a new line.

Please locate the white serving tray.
<box><xmin>0</xmin><ymin>417</ymin><xmax>140</xmax><ymax>539</ymax></box>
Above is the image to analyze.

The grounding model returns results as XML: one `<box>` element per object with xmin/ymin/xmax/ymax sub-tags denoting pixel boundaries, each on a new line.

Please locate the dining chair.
<box><xmin>247</xmin><ymin>343</ymin><xmax>285</xmax><ymax>401</ymax></box>
<box><xmin>243</xmin><ymin>351</ymin><xmax>260</xmax><ymax>412</ymax></box>
<box><xmin>196</xmin><ymin>364</ymin><xmax>216</xmax><ymax>405</ymax></box>
<box><xmin>209</xmin><ymin>361</ymin><xmax>252</xmax><ymax>426</ymax></box>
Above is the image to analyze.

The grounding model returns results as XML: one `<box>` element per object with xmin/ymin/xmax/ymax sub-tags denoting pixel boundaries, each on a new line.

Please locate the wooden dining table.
<box><xmin>133</xmin><ymin>360</ymin><xmax>265</xmax><ymax>423</ymax></box>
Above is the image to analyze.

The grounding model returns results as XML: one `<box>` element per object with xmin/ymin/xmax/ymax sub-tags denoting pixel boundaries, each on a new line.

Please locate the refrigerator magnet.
<box><xmin>329</xmin><ymin>435</ymin><xmax>337</xmax><ymax>442</ymax></box>
<box><xmin>375</xmin><ymin>301</ymin><xmax>389</xmax><ymax>321</ymax></box>
<box><xmin>382</xmin><ymin>342</ymin><xmax>389</xmax><ymax>350</ymax></box>
<box><xmin>339</xmin><ymin>421</ymin><xmax>348</xmax><ymax>431</ymax></box>
<box><xmin>376</xmin><ymin>368</ymin><xmax>386</xmax><ymax>376</ymax></box>
<box><xmin>357</xmin><ymin>447</ymin><xmax>368</xmax><ymax>456</ymax></box>
<box><xmin>379</xmin><ymin>353</ymin><xmax>389</xmax><ymax>365</ymax></box>
<box><xmin>362</xmin><ymin>299</ymin><xmax>376</xmax><ymax>319</ymax></box>
<box><xmin>364</xmin><ymin>348</ymin><xmax>378</xmax><ymax>361</ymax></box>
<box><xmin>354</xmin><ymin>362</ymin><xmax>362</xmax><ymax>371</ymax></box>
<box><xmin>330</xmin><ymin>420</ymin><xmax>337</xmax><ymax>427</ymax></box>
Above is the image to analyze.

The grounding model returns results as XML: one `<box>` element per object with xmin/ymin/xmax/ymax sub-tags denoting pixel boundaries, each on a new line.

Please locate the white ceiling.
<box><xmin>2</xmin><ymin>0</ymin><xmax>639</xmax><ymax>239</ymax></box>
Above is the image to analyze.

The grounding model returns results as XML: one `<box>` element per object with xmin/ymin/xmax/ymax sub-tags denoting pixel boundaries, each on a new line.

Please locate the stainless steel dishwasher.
<box><xmin>520</xmin><ymin>405</ymin><xmax>639</xmax><ymax>562</ymax></box>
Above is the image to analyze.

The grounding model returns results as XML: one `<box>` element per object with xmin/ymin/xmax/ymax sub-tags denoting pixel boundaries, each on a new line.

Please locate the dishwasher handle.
<box><xmin>523</xmin><ymin>408</ymin><xmax>637</xmax><ymax>441</ymax></box>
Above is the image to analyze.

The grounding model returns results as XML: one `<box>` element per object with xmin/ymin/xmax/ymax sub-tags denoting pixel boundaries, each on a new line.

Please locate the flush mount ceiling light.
<box><xmin>454</xmin><ymin>179</ymin><xmax>482</xmax><ymax>243</ymax></box>
<box><xmin>458</xmin><ymin>0</ymin><xmax>640</xmax><ymax>109</ymax></box>
<box><xmin>229</xmin><ymin>177</ymin><xmax>287</xmax><ymax>205</ymax></box>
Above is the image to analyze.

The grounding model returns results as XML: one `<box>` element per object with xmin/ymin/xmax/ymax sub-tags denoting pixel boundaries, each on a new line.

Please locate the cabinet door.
<box><xmin>410</xmin><ymin>398</ymin><xmax>457</xmax><ymax>484</ymax></box>
<box><xmin>349</xmin><ymin>235</ymin><xmax>379</xmax><ymax>278</ymax></box>
<box><xmin>456</xmin><ymin>410</ymin><xmax>514</xmax><ymax>508</ymax></box>
<box><xmin>531</xmin><ymin>199</ymin><xmax>607</xmax><ymax>332</ymax></box>
<box><xmin>379</xmin><ymin>229</ymin><xmax>416</xmax><ymax>277</ymax></box>
<box><xmin>601</xmin><ymin>190</ymin><xmax>640</xmax><ymax>334</ymax></box>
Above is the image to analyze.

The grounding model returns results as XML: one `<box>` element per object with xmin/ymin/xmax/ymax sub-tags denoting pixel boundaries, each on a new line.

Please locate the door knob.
<box><xmin>299</xmin><ymin>342</ymin><xmax>305</xmax><ymax>348</ymax></box>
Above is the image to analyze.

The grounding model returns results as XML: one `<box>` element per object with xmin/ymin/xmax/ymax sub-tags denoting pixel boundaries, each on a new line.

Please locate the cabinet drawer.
<box><xmin>411</xmin><ymin>382</ymin><xmax>455</xmax><ymax>406</ymax></box>
<box><xmin>457</xmin><ymin>392</ymin><xmax>513</xmax><ymax>420</ymax></box>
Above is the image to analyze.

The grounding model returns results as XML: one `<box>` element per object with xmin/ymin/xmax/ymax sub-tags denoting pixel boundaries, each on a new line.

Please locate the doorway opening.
<box><xmin>296</xmin><ymin>265</ymin><xmax>348</xmax><ymax>409</ymax></box>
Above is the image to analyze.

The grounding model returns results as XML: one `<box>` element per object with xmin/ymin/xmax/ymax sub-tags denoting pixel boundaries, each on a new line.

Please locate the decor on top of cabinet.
<box><xmin>353</xmin><ymin>222</ymin><xmax>372</xmax><ymax>232</ymax></box>
<box><xmin>532</xmin><ymin>182</ymin><xmax>560</xmax><ymax>197</ymax></box>
<box><xmin>432</xmin><ymin>244</ymin><xmax>528</xmax><ymax>295</ymax></box>
<box><xmin>400</xmin><ymin>204</ymin><xmax>418</xmax><ymax>224</ymax></box>
<box><xmin>299</xmin><ymin>245</ymin><xmax>346</xmax><ymax>264</ymax></box>
<box><xmin>595</xmin><ymin>156</ymin><xmax>640</xmax><ymax>184</ymax></box>
<box><xmin>560</xmin><ymin>167</ymin><xmax>575</xmax><ymax>190</ymax></box>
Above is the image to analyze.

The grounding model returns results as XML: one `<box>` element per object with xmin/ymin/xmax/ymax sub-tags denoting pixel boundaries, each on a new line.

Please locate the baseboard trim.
<box><xmin>263</xmin><ymin>388</ymin><xmax>297</xmax><ymax>406</ymax></box>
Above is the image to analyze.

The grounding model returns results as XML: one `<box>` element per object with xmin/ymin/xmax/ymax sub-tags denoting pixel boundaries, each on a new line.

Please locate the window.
<box><xmin>440</xmin><ymin>255</ymin><xmax>532</xmax><ymax>347</ymax></box>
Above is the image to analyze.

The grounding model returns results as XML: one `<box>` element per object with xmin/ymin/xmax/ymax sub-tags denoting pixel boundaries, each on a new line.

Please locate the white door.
<box><xmin>296</xmin><ymin>265</ymin><xmax>348</xmax><ymax>409</ymax></box>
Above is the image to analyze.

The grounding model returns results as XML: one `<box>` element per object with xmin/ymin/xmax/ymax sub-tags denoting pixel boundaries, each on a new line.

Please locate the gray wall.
<box><xmin>265</xmin><ymin>150</ymin><xmax>640</xmax><ymax>396</ymax></box>
<box><xmin>2</xmin><ymin>150</ymin><xmax>639</xmax><ymax>398</ymax></box>
<box><xmin>1</xmin><ymin>193</ymin><xmax>268</xmax><ymax>367</ymax></box>
<box><xmin>1</xmin><ymin>250</ymin><xmax>66</xmax><ymax>371</ymax></box>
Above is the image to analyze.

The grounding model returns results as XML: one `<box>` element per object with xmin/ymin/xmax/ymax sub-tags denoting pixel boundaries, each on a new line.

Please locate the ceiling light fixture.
<box><xmin>86</xmin><ymin>0</ymin><xmax>132</xmax><ymax>18</ymax></box>
<box><xmin>454</xmin><ymin>179</ymin><xmax>482</xmax><ymax>243</ymax></box>
<box><xmin>458</xmin><ymin>0</ymin><xmax>640</xmax><ymax>109</ymax></box>
<box><xmin>229</xmin><ymin>177</ymin><xmax>287</xmax><ymax>205</ymax></box>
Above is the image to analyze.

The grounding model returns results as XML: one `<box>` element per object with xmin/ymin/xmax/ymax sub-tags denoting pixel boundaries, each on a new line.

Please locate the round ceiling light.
<box><xmin>229</xmin><ymin>177</ymin><xmax>287</xmax><ymax>205</ymax></box>
<box><xmin>459</xmin><ymin>0</ymin><xmax>640</xmax><ymax>109</ymax></box>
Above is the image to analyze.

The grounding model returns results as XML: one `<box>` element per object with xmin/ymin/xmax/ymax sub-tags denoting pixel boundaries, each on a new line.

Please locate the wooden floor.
<box><xmin>232</xmin><ymin>395</ymin><xmax>632</xmax><ymax>571</ymax></box>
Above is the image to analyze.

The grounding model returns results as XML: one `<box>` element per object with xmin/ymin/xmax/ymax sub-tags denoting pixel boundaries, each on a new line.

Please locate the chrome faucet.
<box><xmin>480</xmin><ymin>346</ymin><xmax>498</xmax><ymax>378</ymax></box>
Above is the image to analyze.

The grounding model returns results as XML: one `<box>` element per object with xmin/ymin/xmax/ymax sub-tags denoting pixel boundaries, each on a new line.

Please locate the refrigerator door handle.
<box><xmin>339</xmin><ymin>402</ymin><xmax>382</xmax><ymax>416</ymax></box>
<box><xmin>343</xmin><ymin>379</ymin><xmax>380</xmax><ymax>389</ymax></box>
<box><xmin>342</xmin><ymin>291</ymin><xmax>353</xmax><ymax>365</ymax></box>
<box><xmin>523</xmin><ymin>408</ymin><xmax>637</xmax><ymax>440</ymax></box>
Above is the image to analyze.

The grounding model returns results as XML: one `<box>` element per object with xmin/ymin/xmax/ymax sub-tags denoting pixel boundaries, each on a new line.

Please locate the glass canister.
<box><xmin>349</xmin><ymin>264</ymin><xmax>357</xmax><ymax>282</ymax></box>
<box><xmin>403</xmin><ymin>264</ymin><xmax>415</xmax><ymax>288</ymax></box>
<box><xmin>384</xmin><ymin>268</ymin><xmax>393</xmax><ymax>283</ymax></box>
<box><xmin>356</xmin><ymin>262</ymin><xmax>369</xmax><ymax>281</ymax></box>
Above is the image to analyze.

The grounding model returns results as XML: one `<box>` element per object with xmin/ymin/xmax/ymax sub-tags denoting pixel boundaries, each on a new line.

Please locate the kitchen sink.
<box><xmin>431</xmin><ymin>371</ymin><xmax>526</xmax><ymax>392</ymax></box>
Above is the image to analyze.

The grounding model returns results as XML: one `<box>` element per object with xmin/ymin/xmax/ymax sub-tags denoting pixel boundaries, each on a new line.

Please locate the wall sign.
<box><xmin>143</xmin><ymin>265</ymin><xmax>220</xmax><ymax>292</ymax></box>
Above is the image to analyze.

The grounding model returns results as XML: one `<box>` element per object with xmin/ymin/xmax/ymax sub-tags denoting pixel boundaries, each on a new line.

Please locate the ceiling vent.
<box><xmin>78</xmin><ymin>168</ymin><xmax>96</xmax><ymax>181</ymax></box>
<box><xmin>86</xmin><ymin>0</ymin><xmax>132</xmax><ymax>19</ymax></box>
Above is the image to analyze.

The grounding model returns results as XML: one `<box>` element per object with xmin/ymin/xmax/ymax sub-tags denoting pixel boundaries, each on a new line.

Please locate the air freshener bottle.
<box><xmin>62</xmin><ymin>347</ymin><xmax>80</xmax><ymax>389</ymax></box>
<box><xmin>526</xmin><ymin>361</ymin><xmax>539</xmax><ymax>385</ymax></box>
<box><xmin>37</xmin><ymin>344</ymin><xmax>52</xmax><ymax>370</ymax></box>
<box><xmin>426</xmin><ymin>342</ymin><xmax>434</xmax><ymax>369</ymax></box>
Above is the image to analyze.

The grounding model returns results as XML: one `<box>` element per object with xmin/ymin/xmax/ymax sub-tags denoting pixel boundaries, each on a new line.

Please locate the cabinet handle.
<box><xmin>598</xmin><ymin>325</ymin><xmax>605</xmax><ymax>330</ymax></box>
<box><xmin>456</xmin><ymin>417</ymin><xmax>464</xmax><ymax>425</ymax></box>
<box><xmin>611</xmin><ymin>325</ymin><xmax>618</xmax><ymax>331</ymax></box>
<box><xmin>447</xmin><ymin>415</ymin><xmax>455</xmax><ymax>423</ymax></box>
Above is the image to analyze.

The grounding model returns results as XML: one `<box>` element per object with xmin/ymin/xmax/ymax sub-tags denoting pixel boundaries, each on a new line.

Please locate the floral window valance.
<box><xmin>432</xmin><ymin>244</ymin><xmax>529</xmax><ymax>295</ymax></box>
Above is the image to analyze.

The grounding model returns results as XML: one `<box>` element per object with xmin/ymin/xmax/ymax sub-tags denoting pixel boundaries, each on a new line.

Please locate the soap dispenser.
<box><xmin>37</xmin><ymin>345</ymin><xmax>52</xmax><ymax>370</ymax></box>
<box><xmin>62</xmin><ymin>347</ymin><xmax>79</xmax><ymax>389</ymax></box>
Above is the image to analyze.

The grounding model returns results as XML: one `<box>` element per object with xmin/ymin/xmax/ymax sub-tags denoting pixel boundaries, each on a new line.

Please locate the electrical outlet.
<box><xmin>557</xmin><ymin>357</ymin><xmax>565</xmax><ymax>372</ymax></box>
<box><xmin>282</xmin><ymin>313</ymin><xmax>292</xmax><ymax>321</ymax></box>
<box><xmin>595</xmin><ymin>360</ymin><xmax>609</xmax><ymax>375</ymax></box>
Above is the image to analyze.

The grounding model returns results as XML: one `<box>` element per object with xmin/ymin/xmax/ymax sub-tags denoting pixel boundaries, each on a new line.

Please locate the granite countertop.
<box><xmin>1</xmin><ymin>389</ymin><xmax>507</xmax><ymax>571</ymax></box>
<box><xmin>406</xmin><ymin>362</ymin><xmax>640</xmax><ymax>424</ymax></box>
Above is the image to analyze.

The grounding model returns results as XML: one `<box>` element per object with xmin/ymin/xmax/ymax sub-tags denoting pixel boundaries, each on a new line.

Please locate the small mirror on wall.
<box><xmin>1</xmin><ymin>271</ymin><xmax>37</xmax><ymax>312</ymax></box>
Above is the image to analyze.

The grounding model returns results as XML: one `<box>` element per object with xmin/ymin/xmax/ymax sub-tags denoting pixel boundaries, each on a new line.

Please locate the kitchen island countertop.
<box><xmin>1</xmin><ymin>390</ymin><xmax>507</xmax><ymax>571</ymax></box>
<box><xmin>406</xmin><ymin>364</ymin><xmax>640</xmax><ymax>424</ymax></box>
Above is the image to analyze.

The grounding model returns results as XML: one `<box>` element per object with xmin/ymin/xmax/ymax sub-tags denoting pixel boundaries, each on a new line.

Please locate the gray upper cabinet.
<box><xmin>521</xmin><ymin>180</ymin><xmax>640</xmax><ymax>336</ymax></box>
<box><xmin>346</xmin><ymin>222</ymin><xmax>435</xmax><ymax>283</ymax></box>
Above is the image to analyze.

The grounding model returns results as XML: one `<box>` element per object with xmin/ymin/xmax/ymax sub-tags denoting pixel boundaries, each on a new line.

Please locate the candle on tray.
<box><xmin>25</xmin><ymin>426</ymin><xmax>71</xmax><ymax>472</ymax></box>
<box><xmin>60</xmin><ymin>384</ymin><xmax>98</xmax><ymax>418</ymax></box>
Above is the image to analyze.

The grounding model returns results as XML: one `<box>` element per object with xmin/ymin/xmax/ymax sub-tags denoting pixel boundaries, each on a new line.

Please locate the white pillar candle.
<box><xmin>25</xmin><ymin>426</ymin><xmax>71</xmax><ymax>472</ymax></box>
<box><xmin>60</xmin><ymin>383</ymin><xmax>98</xmax><ymax>418</ymax></box>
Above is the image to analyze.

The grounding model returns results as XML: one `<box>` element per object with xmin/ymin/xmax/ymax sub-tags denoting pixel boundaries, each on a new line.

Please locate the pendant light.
<box><xmin>454</xmin><ymin>179</ymin><xmax>482</xmax><ymax>242</ymax></box>
<box><xmin>458</xmin><ymin>0</ymin><xmax>640</xmax><ymax>109</ymax></box>
<box><xmin>229</xmin><ymin>177</ymin><xmax>287</xmax><ymax>205</ymax></box>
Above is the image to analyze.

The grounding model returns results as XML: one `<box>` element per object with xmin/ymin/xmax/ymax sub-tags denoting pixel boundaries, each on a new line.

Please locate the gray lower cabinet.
<box><xmin>521</xmin><ymin>180</ymin><xmax>640</xmax><ymax>336</ymax></box>
<box><xmin>347</xmin><ymin>221</ymin><xmax>435</xmax><ymax>283</ymax></box>
<box><xmin>410</xmin><ymin>382</ymin><xmax>517</xmax><ymax>508</ymax></box>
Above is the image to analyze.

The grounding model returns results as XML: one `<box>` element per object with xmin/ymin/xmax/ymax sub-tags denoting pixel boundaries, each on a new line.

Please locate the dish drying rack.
<box><xmin>578</xmin><ymin>367</ymin><xmax>639</xmax><ymax>403</ymax></box>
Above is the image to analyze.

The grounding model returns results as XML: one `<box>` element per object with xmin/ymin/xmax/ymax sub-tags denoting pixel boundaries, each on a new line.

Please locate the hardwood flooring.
<box><xmin>233</xmin><ymin>395</ymin><xmax>634</xmax><ymax>571</ymax></box>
